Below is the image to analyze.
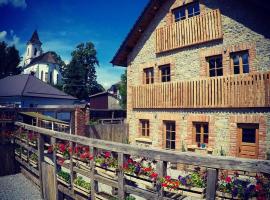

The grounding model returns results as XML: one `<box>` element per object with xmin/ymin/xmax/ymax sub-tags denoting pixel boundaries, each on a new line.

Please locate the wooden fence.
<box><xmin>156</xmin><ymin>9</ymin><xmax>223</xmax><ymax>53</ymax></box>
<box><xmin>87</xmin><ymin>124</ymin><xmax>129</xmax><ymax>143</ymax></box>
<box><xmin>132</xmin><ymin>71</ymin><xmax>270</xmax><ymax>109</ymax></box>
<box><xmin>15</xmin><ymin>121</ymin><xmax>270</xmax><ymax>200</ymax></box>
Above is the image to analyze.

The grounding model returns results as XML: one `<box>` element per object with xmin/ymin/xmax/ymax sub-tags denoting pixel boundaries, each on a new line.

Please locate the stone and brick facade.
<box><xmin>112</xmin><ymin>0</ymin><xmax>270</xmax><ymax>159</ymax></box>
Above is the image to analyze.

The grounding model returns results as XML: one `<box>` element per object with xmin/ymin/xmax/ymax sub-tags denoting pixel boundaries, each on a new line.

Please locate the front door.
<box><xmin>237</xmin><ymin>124</ymin><xmax>259</xmax><ymax>159</ymax></box>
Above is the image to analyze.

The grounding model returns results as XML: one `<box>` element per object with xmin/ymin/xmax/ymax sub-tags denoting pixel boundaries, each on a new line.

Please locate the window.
<box><xmin>207</xmin><ymin>55</ymin><xmax>223</xmax><ymax>77</ymax></box>
<box><xmin>173</xmin><ymin>2</ymin><xmax>200</xmax><ymax>22</ymax></box>
<box><xmin>50</xmin><ymin>72</ymin><xmax>53</xmax><ymax>83</ymax></box>
<box><xmin>140</xmin><ymin>120</ymin><xmax>150</xmax><ymax>137</ymax></box>
<box><xmin>165</xmin><ymin>121</ymin><xmax>176</xmax><ymax>150</ymax></box>
<box><xmin>40</xmin><ymin>71</ymin><xmax>44</xmax><ymax>81</ymax></box>
<box><xmin>160</xmin><ymin>64</ymin><xmax>171</xmax><ymax>82</ymax></box>
<box><xmin>231</xmin><ymin>51</ymin><xmax>249</xmax><ymax>74</ymax></box>
<box><xmin>56</xmin><ymin>74</ymin><xmax>59</xmax><ymax>85</ymax></box>
<box><xmin>143</xmin><ymin>67</ymin><xmax>154</xmax><ymax>84</ymax></box>
<box><xmin>45</xmin><ymin>72</ymin><xmax>48</xmax><ymax>82</ymax></box>
<box><xmin>193</xmin><ymin>122</ymin><xmax>208</xmax><ymax>147</ymax></box>
<box><xmin>34</xmin><ymin>48</ymin><xmax>37</xmax><ymax>56</ymax></box>
<box><xmin>27</xmin><ymin>48</ymin><xmax>29</xmax><ymax>56</ymax></box>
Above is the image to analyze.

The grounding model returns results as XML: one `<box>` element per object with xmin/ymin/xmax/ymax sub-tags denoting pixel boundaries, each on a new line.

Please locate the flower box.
<box><xmin>216</xmin><ymin>191</ymin><xmax>256</xmax><ymax>200</ymax></box>
<box><xmin>74</xmin><ymin>183</ymin><xmax>90</xmax><ymax>196</ymax></box>
<box><xmin>29</xmin><ymin>140</ymin><xmax>37</xmax><ymax>147</ymax></box>
<box><xmin>21</xmin><ymin>154</ymin><xmax>28</xmax><ymax>161</ymax></box>
<box><xmin>21</xmin><ymin>138</ymin><xmax>27</xmax><ymax>143</ymax></box>
<box><xmin>57</xmin><ymin>175</ymin><xmax>70</xmax><ymax>187</ymax></box>
<box><xmin>15</xmin><ymin>151</ymin><xmax>21</xmax><ymax>157</ymax></box>
<box><xmin>29</xmin><ymin>159</ymin><xmax>38</xmax><ymax>168</ymax></box>
<box><xmin>73</xmin><ymin>157</ymin><xmax>91</xmax><ymax>171</ymax></box>
<box><xmin>124</xmin><ymin>173</ymin><xmax>154</xmax><ymax>190</ymax></box>
<box><xmin>164</xmin><ymin>186</ymin><xmax>205</xmax><ymax>199</ymax></box>
<box><xmin>95</xmin><ymin>192</ymin><xmax>116</xmax><ymax>200</ymax></box>
<box><xmin>95</xmin><ymin>164</ymin><xmax>117</xmax><ymax>180</ymax></box>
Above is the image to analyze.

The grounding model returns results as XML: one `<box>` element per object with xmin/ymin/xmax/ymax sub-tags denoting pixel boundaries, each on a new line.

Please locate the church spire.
<box><xmin>27</xmin><ymin>30</ymin><xmax>42</xmax><ymax>45</ymax></box>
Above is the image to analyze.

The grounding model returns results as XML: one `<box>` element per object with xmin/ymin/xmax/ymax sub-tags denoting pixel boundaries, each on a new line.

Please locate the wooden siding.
<box><xmin>132</xmin><ymin>71</ymin><xmax>270</xmax><ymax>109</ymax></box>
<box><xmin>156</xmin><ymin>9</ymin><xmax>223</xmax><ymax>53</ymax></box>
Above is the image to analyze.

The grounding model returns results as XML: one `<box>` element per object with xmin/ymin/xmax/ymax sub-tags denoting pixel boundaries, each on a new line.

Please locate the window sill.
<box><xmin>135</xmin><ymin>137</ymin><xmax>152</xmax><ymax>143</ymax></box>
<box><xmin>187</xmin><ymin>145</ymin><xmax>213</xmax><ymax>152</ymax></box>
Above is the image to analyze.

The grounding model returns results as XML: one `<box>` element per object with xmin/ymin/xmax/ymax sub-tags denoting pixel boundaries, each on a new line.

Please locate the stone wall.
<box><xmin>125</xmin><ymin>0</ymin><xmax>270</xmax><ymax>158</ymax></box>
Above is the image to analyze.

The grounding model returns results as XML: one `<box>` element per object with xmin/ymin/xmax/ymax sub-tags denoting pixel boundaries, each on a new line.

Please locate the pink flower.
<box><xmin>89</xmin><ymin>155</ymin><xmax>94</xmax><ymax>160</ymax></box>
<box><xmin>165</xmin><ymin>176</ymin><xmax>171</xmax><ymax>181</ymax></box>
<box><xmin>161</xmin><ymin>183</ymin><xmax>168</xmax><ymax>187</ymax></box>
<box><xmin>104</xmin><ymin>152</ymin><xmax>111</xmax><ymax>158</ymax></box>
<box><xmin>59</xmin><ymin>144</ymin><xmax>66</xmax><ymax>152</ymax></box>
<box><xmin>150</xmin><ymin>172</ymin><xmax>158</xmax><ymax>179</ymax></box>
<box><xmin>225</xmin><ymin>176</ymin><xmax>232</xmax><ymax>183</ymax></box>
<box><xmin>127</xmin><ymin>159</ymin><xmax>133</xmax><ymax>164</ymax></box>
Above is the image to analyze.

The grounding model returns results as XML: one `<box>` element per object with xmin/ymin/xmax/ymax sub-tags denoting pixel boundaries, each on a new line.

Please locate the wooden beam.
<box><xmin>117</xmin><ymin>152</ymin><xmax>126</xmax><ymax>199</ymax></box>
<box><xmin>37</xmin><ymin>133</ymin><xmax>44</xmax><ymax>198</ymax></box>
<box><xmin>206</xmin><ymin>168</ymin><xmax>218</xmax><ymax>200</ymax></box>
<box><xmin>51</xmin><ymin>137</ymin><xmax>59</xmax><ymax>200</ymax></box>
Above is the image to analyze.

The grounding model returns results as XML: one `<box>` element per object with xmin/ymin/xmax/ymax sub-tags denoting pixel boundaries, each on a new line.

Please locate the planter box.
<box><xmin>75</xmin><ymin>159</ymin><xmax>91</xmax><ymax>172</ymax></box>
<box><xmin>21</xmin><ymin>138</ymin><xmax>27</xmax><ymax>143</ymax></box>
<box><xmin>95</xmin><ymin>192</ymin><xmax>116</xmax><ymax>200</ymax></box>
<box><xmin>21</xmin><ymin>154</ymin><xmax>28</xmax><ymax>161</ymax></box>
<box><xmin>29</xmin><ymin>141</ymin><xmax>37</xmax><ymax>147</ymax></box>
<box><xmin>95</xmin><ymin>164</ymin><xmax>117</xmax><ymax>180</ymax></box>
<box><xmin>125</xmin><ymin>173</ymin><xmax>154</xmax><ymax>190</ymax></box>
<box><xmin>15</xmin><ymin>151</ymin><xmax>21</xmax><ymax>157</ymax></box>
<box><xmin>57</xmin><ymin>175</ymin><xmax>70</xmax><ymax>187</ymax></box>
<box><xmin>29</xmin><ymin>160</ymin><xmax>38</xmax><ymax>168</ymax></box>
<box><xmin>164</xmin><ymin>186</ymin><xmax>205</xmax><ymax>199</ymax></box>
<box><xmin>216</xmin><ymin>191</ymin><xmax>256</xmax><ymax>200</ymax></box>
<box><xmin>74</xmin><ymin>183</ymin><xmax>90</xmax><ymax>196</ymax></box>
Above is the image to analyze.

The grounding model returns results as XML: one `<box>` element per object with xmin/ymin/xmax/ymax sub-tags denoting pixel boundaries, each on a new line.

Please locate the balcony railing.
<box><xmin>132</xmin><ymin>71</ymin><xmax>270</xmax><ymax>109</ymax></box>
<box><xmin>156</xmin><ymin>9</ymin><xmax>223</xmax><ymax>53</ymax></box>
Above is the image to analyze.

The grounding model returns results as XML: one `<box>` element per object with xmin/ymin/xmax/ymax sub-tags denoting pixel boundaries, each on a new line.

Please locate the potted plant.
<box><xmin>55</xmin><ymin>143</ymin><xmax>71</xmax><ymax>160</ymax></box>
<box><xmin>74</xmin><ymin>176</ymin><xmax>91</xmax><ymax>196</ymax></box>
<box><xmin>73</xmin><ymin>146</ymin><xmax>93</xmax><ymax>172</ymax></box>
<box><xmin>29</xmin><ymin>153</ymin><xmax>38</xmax><ymax>168</ymax></box>
<box><xmin>15</xmin><ymin>147</ymin><xmax>21</xmax><ymax>157</ymax></box>
<box><xmin>95</xmin><ymin>151</ymin><xmax>118</xmax><ymax>179</ymax></box>
<box><xmin>160</xmin><ymin>169</ymin><xmax>206</xmax><ymax>199</ymax></box>
<box><xmin>57</xmin><ymin>170</ymin><xmax>70</xmax><ymax>187</ymax></box>
<box><xmin>21</xmin><ymin>148</ymin><xmax>28</xmax><ymax>161</ymax></box>
<box><xmin>20</xmin><ymin>132</ymin><xmax>28</xmax><ymax>143</ymax></box>
<box><xmin>28</xmin><ymin>132</ymin><xmax>37</xmax><ymax>147</ymax></box>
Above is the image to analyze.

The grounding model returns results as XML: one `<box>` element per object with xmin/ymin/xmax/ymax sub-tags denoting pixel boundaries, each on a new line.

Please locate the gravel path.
<box><xmin>0</xmin><ymin>173</ymin><xmax>42</xmax><ymax>200</ymax></box>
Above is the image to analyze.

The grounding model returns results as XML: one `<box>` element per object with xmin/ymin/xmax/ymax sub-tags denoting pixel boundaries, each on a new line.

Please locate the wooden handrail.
<box><xmin>132</xmin><ymin>71</ymin><xmax>270</xmax><ymax>109</ymax></box>
<box><xmin>156</xmin><ymin>9</ymin><xmax>223</xmax><ymax>53</ymax></box>
<box><xmin>15</xmin><ymin>121</ymin><xmax>270</xmax><ymax>174</ymax></box>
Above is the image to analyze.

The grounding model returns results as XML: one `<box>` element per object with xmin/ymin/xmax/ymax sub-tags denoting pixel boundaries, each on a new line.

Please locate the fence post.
<box><xmin>118</xmin><ymin>152</ymin><xmax>126</xmax><ymax>199</ymax></box>
<box><xmin>90</xmin><ymin>147</ymin><xmax>98</xmax><ymax>200</ymax></box>
<box><xmin>206</xmin><ymin>168</ymin><xmax>218</xmax><ymax>200</ymax></box>
<box><xmin>69</xmin><ymin>141</ymin><xmax>74</xmax><ymax>194</ymax></box>
<box><xmin>157</xmin><ymin>160</ymin><xmax>167</xmax><ymax>199</ymax></box>
<box><xmin>38</xmin><ymin>133</ymin><xmax>44</xmax><ymax>199</ymax></box>
<box><xmin>51</xmin><ymin>137</ymin><xmax>59</xmax><ymax>200</ymax></box>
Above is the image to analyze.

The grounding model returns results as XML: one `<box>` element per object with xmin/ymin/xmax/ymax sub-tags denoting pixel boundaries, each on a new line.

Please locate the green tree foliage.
<box><xmin>63</xmin><ymin>42</ymin><xmax>104</xmax><ymax>100</ymax></box>
<box><xmin>0</xmin><ymin>41</ymin><xmax>21</xmax><ymax>79</ymax></box>
<box><xmin>49</xmin><ymin>51</ymin><xmax>66</xmax><ymax>73</ymax></box>
<box><xmin>119</xmin><ymin>70</ymin><xmax>127</xmax><ymax>109</ymax></box>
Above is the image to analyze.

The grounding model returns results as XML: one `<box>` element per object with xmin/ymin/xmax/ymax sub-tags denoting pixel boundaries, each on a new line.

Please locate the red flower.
<box><xmin>104</xmin><ymin>152</ymin><xmax>111</xmax><ymax>158</ymax></box>
<box><xmin>165</xmin><ymin>176</ymin><xmax>171</xmax><ymax>181</ymax></box>
<box><xmin>82</xmin><ymin>146</ymin><xmax>89</xmax><ymax>152</ymax></box>
<box><xmin>225</xmin><ymin>176</ymin><xmax>231</xmax><ymax>183</ymax></box>
<box><xmin>74</xmin><ymin>146</ymin><xmax>81</xmax><ymax>154</ymax></box>
<box><xmin>123</xmin><ymin>163</ymin><xmax>128</xmax><ymax>169</ymax></box>
<box><xmin>143</xmin><ymin>167</ymin><xmax>152</xmax><ymax>172</ymax></box>
<box><xmin>150</xmin><ymin>172</ymin><xmax>158</xmax><ymax>179</ymax></box>
<box><xmin>58</xmin><ymin>158</ymin><xmax>65</xmax><ymax>166</ymax></box>
<box><xmin>89</xmin><ymin>154</ymin><xmax>94</xmax><ymax>160</ymax></box>
<box><xmin>59</xmin><ymin>144</ymin><xmax>66</xmax><ymax>152</ymax></box>
<box><xmin>48</xmin><ymin>145</ymin><xmax>53</xmax><ymax>153</ymax></box>
<box><xmin>68</xmin><ymin>147</ymin><xmax>73</xmax><ymax>154</ymax></box>
<box><xmin>80</xmin><ymin>152</ymin><xmax>90</xmax><ymax>160</ymax></box>
<box><xmin>161</xmin><ymin>183</ymin><xmax>168</xmax><ymax>187</ymax></box>
<box><xmin>255</xmin><ymin>183</ymin><xmax>262</xmax><ymax>192</ymax></box>
<box><xmin>127</xmin><ymin>159</ymin><xmax>133</xmax><ymax>164</ymax></box>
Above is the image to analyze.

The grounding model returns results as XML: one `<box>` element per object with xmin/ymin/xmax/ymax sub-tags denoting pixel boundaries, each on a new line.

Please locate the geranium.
<box><xmin>95</xmin><ymin>151</ymin><xmax>117</xmax><ymax>169</ymax></box>
<box><xmin>104</xmin><ymin>152</ymin><xmax>111</xmax><ymax>158</ymax></box>
<box><xmin>225</xmin><ymin>176</ymin><xmax>232</xmax><ymax>183</ymax></box>
<box><xmin>150</xmin><ymin>172</ymin><xmax>158</xmax><ymax>180</ymax></box>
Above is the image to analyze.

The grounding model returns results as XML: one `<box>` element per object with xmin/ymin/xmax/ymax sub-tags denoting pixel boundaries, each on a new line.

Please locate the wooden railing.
<box><xmin>156</xmin><ymin>9</ymin><xmax>223</xmax><ymax>53</ymax></box>
<box><xmin>15</xmin><ymin>121</ymin><xmax>270</xmax><ymax>200</ymax></box>
<box><xmin>132</xmin><ymin>71</ymin><xmax>270</xmax><ymax>109</ymax></box>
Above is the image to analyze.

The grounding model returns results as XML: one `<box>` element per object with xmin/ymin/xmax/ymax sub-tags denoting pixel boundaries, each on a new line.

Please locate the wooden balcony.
<box><xmin>132</xmin><ymin>71</ymin><xmax>270</xmax><ymax>109</ymax></box>
<box><xmin>156</xmin><ymin>9</ymin><xmax>223</xmax><ymax>53</ymax></box>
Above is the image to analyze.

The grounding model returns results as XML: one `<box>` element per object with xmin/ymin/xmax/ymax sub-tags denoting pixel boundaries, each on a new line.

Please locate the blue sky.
<box><xmin>0</xmin><ymin>0</ymin><xmax>148</xmax><ymax>88</ymax></box>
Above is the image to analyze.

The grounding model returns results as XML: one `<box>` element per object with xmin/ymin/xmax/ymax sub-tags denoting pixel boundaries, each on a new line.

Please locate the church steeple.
<box><xmin>27</xmin><ymin>30</ymin><xmax>42</xmax><ymax>45</ymax></box>
<box><xmin>24</xmin><ymin>30</ymin><xmax>43</xmax><ymax>66</ymax></box>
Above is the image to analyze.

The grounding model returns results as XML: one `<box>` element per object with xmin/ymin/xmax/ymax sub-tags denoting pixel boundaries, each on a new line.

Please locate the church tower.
<box><xmin>24</xmin><ymin>30</ymin><xmax>42</xmax><ymax>66</ymax></box>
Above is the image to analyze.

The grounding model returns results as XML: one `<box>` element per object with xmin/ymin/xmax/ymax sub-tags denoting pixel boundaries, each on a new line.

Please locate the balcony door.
<box><xmin>237</xmin><ymin>124</ymin><xmax>259</xmax><ymax>159</ymax></box>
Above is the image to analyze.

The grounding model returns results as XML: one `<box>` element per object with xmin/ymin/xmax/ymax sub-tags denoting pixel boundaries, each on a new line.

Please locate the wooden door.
<box><xmin>42</xmin><ymin>162</ymin><xmax>57</xmax><ymax>200</ymax></box>
<box><xmin>237</xmin><ymin>124</ymin><xmax>259</xmax><ymax>159</ymax></box>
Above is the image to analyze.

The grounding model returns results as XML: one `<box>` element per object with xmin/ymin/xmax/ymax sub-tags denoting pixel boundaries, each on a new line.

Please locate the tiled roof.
<box><xmin>28</xmin><ymin>30</ymin><xmax>42</xmax><ymax>45</ymax></box>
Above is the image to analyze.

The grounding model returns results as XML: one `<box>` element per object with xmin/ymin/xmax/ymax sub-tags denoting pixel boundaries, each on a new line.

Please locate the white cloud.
<box><xmin>0</xmin><ymin>31</ymin><xmax>7</xmax><ymax>40</ymax></box>
<box><xmin>0</xmin><ymin>0</ymin><xmax>27</xmax><ymax>8</ymax></box>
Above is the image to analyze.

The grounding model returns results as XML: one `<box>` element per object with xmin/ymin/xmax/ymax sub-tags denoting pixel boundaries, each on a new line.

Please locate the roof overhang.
<box><xmin>111</xmin><ymin>0</ymin><xmax>164</xmax><ymax>67</ymax></box>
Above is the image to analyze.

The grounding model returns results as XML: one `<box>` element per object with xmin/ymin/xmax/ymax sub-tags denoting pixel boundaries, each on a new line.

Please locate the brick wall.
<box><xmin>74</xmin><ymin>107</ymin><xmax>89</xmax><ymax>136</ymax></box>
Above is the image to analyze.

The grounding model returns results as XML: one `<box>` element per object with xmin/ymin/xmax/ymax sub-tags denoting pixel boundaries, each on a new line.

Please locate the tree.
<box><xmin>63</xmin><ymin>42</ymin><xmax>103</xmax><ymax>100</ymax></box>
<box><xmin>49</xmin><ymin>51</ymin><xmax>66</xmax><ymax>73</ymax></box>
<box><xmin>0</xmin><ymin>41</ymin><xmax>21</xmax><ymax>79</ymax></box>
<box><xmin>119</xmin><ymin>70</ymin><xmax>127</xmax><ymax>109</ymax></box>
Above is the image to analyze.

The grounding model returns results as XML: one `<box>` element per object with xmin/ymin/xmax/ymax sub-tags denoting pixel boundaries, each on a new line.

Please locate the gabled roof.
<box><xmin>28</xmin><ymin>30</ymin><xmax>42</xmax><ymax>45</ymax></box>
<box><xmin>0</xmin><ymin>74</ymin><xmax>77</xmax><ymax>100</ymax></box>
<box><xmin>89</xmin><ymin>91</ymin><xmax>120</xmax><ymax>100</ymax></box>
<box><xmin>24</xmin><ymin>52</ymin><xmax>58</xmax><ymax>69</ymax></box>
<box><xmin>111</xmin><ymin>0</ymin><xmax>164</xmax><ymax>67</ymax></box>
